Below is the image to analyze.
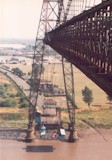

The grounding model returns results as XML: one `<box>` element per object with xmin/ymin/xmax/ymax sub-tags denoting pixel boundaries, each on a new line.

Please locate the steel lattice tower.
<box><xmin>62</xmin><ymin>0</ymin><xmax>76</xmax><ymax>142</ymax></box>
<box><xmin>26</xmin><ymin>0</ymin><xmax>64</xmax><ymax>142</ymax></box>
<box><xmin>45</xmin><ymin>0</ymin><xmax>80</xmax><ymax>142</ymax></box>
<box><xmin>62</xmin><ymin>0</ymin><xmax>86</xmax><ymax>142</ymax></box>
<box><xmin>26</xmin><ymin>0</ymin><xmax>83</xmax><ymax>142</ymax></box>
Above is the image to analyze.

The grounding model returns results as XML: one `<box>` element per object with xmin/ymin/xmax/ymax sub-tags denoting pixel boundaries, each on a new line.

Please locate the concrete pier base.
<box><xmin>25</xmin><ymin>126</ymin><xmax>35</xmax><ymax>142</ymax></box>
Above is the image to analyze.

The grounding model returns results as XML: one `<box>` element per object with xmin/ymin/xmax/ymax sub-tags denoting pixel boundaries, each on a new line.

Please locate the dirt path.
<box><xmin>78</xmin><ymin>120</ymin><xmax>112</xmax><ymax>143</ymax></box>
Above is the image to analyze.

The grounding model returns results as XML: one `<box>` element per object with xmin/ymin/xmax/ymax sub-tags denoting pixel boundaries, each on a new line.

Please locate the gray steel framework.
<box><xmin>26</xmin><ymin>0</ymin><xmax>64</xmax><ymax>142</ymax></box>
<box><xmin>61</xmin><ymin>0</ymin><xmax>80</xmax><ymax>142</ymax></box>
<box><xmin>45</xmin><ymin>0</ymin><xmax>112</xmax><ymax>97</ymax></box>
<box><xmin>62</xmin><ymin>59</ymin><xmax>76</xmax><ymax>142</ymax></box>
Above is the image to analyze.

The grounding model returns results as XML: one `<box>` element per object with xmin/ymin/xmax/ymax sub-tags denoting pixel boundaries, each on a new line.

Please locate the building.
<box><xmin>43</xmin><ymin>98</ymin><xmax>57</xmax><ymax>108</ymax></box>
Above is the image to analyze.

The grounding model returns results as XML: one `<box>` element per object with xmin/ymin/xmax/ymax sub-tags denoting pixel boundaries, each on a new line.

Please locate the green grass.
<box><xmin>76</xmin><ymin>107</ymin><xmax>112</xmax><ymax>129</ymax></box>
<box><xmin>3</xmin><ymin>62</ymin><xmax>109</xmax><ymax>107</ymax></box>
<box><xmin>0</xmin><ymin>64</ymin><xmax>111</xmax><ymax>132</ymax></box>
<box><xmin>0</xmin><ymin>73</ymin><xmax>28</xmax><ymax>129</ymax></box>
<box><xmin>1</xmin><ymin>106</ymin><xmax>112</xmax><ymax>130</ymax></box>
<box><xmin>0</xmin><ymin>108</ymin><xmax>28</xmax><ymax>129</ymax></box>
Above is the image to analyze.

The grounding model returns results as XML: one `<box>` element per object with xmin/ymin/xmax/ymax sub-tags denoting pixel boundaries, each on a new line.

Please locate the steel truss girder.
<box><xmin>45</xmin><ymin>0</ymin><xmax>112</xmax><ymax>97</ymax></box>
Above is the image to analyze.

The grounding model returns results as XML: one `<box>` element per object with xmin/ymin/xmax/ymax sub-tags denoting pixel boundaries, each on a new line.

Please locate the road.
<box><xmin>0</xmin><ymin>68</ymin><xmax>30</xmax><ymax>96</ymax></box>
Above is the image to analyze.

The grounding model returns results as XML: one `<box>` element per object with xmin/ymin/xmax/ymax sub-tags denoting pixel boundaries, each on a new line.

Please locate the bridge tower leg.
<box><xmin>62</xmin><ymin>59</ymin><xmax>76</xmax><ymax>142</ymax></box>
<box><xmin>25</xmin><ymin>0</ymin><xmax>64</xmax><ymax>142</ymax></box>
<box><xmin>62</xmin><ymin>0</ymin><xmax>83</xmax><ymax>142</ymax></box>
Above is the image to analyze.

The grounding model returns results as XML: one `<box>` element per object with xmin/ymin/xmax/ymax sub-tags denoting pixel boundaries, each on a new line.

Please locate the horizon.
<box><xmin>0</xmin><ymin>38</ymin><xmax>35</xmax><ymax>45</ymax></box>
<box><xmin>0</xmin><ymin>38</ymin><xmax>35</xmax><ymax>41</ymax></box>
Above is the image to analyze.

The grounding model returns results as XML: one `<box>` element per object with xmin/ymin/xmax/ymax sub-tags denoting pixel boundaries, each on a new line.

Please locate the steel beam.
<box><xmin>45</xmin><ymin>0</ymin><xmax>112</xmax><ymax>97</ymax></box>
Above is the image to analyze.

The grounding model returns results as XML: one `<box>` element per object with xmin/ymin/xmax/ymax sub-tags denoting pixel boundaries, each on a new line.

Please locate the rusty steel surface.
<box><xmin>45</xmin><ymin>0</ymin><xmax>112</xmax><ymax>97</ymax></box>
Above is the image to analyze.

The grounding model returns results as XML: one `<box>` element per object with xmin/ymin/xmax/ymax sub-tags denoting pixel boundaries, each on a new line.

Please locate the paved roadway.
<box><xmin>0</xmin><ymin>68</ymin><xmax>30</xmax><ymax>96</ymax></box>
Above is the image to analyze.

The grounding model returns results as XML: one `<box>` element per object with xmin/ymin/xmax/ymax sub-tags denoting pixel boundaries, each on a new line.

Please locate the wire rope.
<box><xmin>88</xmin><ymin>0</ymin><xmax>91</xmax><ymax>7</ymax></box>
<box><xmin>50</xmin><ymin>51</ymin><xmax>56</xmax><ymax>86</ymax></box>
<box><xmin>93</xmin><ymin>0</ymin><xmax>96</xmax><ymax>6</ymax></box>
<box><xmin>81</xmin><ymin>0</ymin><xmax>85</xmax><ymax>12</ymax></box>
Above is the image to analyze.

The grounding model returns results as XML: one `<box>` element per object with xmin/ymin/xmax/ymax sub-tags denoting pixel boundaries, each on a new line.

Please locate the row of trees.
<box><xmin>11</xmin><ymin>65</ymin><xmax>45</xmax><ymax>78</ymax></box>
<box><xmin>12</xmin><ymin>67</ymin><xmax>24</xmax><ymax>77</ymax></box>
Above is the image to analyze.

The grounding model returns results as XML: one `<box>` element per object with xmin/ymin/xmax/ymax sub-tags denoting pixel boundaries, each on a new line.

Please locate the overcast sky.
<box><xmin>0</xmin><ymin>0</ymin><xmax>43</xmax><ymax>39</ymax></box>
<box><xmin>0</xmin><ymin>0</ymin><xmax>101</xmax><ymax>40</ymax></box>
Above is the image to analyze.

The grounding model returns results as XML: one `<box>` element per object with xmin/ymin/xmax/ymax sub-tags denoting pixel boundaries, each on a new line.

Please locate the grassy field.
<box><xmin>0</xmin><ymin>107</ymin><xmax>28</xmax><ymax>129</ymax></box>
<box><xmin>0</xmin><ymin>72</ymin><xmax>28</xmax><ymax>129</ymax></box>
<box><xmin>76</xmin><ymin>107</ymin><xmax>112</xmax><ymax>129</ymax></box>
<box><xmin>43</xmin><ymin>64</ymin><xmax>109</xmax><ymax>107</ymax></box>
<box><xmin>61</xmin><ymin>106</ymin><xmax>112</xmax><ymax>130</ymax></box>
<box><xmin>4</xmin><ymin>61</ymin><xmax>109</xmax><ymax>107</ymax></box>
<box><xmin>1</xmin><ymin>56</ymin><xmax>111</xmax><ymax>130</ymax></box>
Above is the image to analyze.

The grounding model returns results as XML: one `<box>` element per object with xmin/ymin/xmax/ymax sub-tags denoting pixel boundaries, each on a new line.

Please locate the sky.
<box><xmin>0</xmin><ymin>0</ymin><xmax>101</xmax><ymax>40</ymax></box>
<box><xmin>0</xmin><ymin>0</ymin><xmax>42</xmax><ymax>39</ymax></box>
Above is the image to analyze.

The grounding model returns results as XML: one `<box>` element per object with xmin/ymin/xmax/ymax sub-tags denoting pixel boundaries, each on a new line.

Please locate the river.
<box><xmin>0</xmin><ymin>137</ymin><xmax>112</xmax><ymax>160</ymax></box>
